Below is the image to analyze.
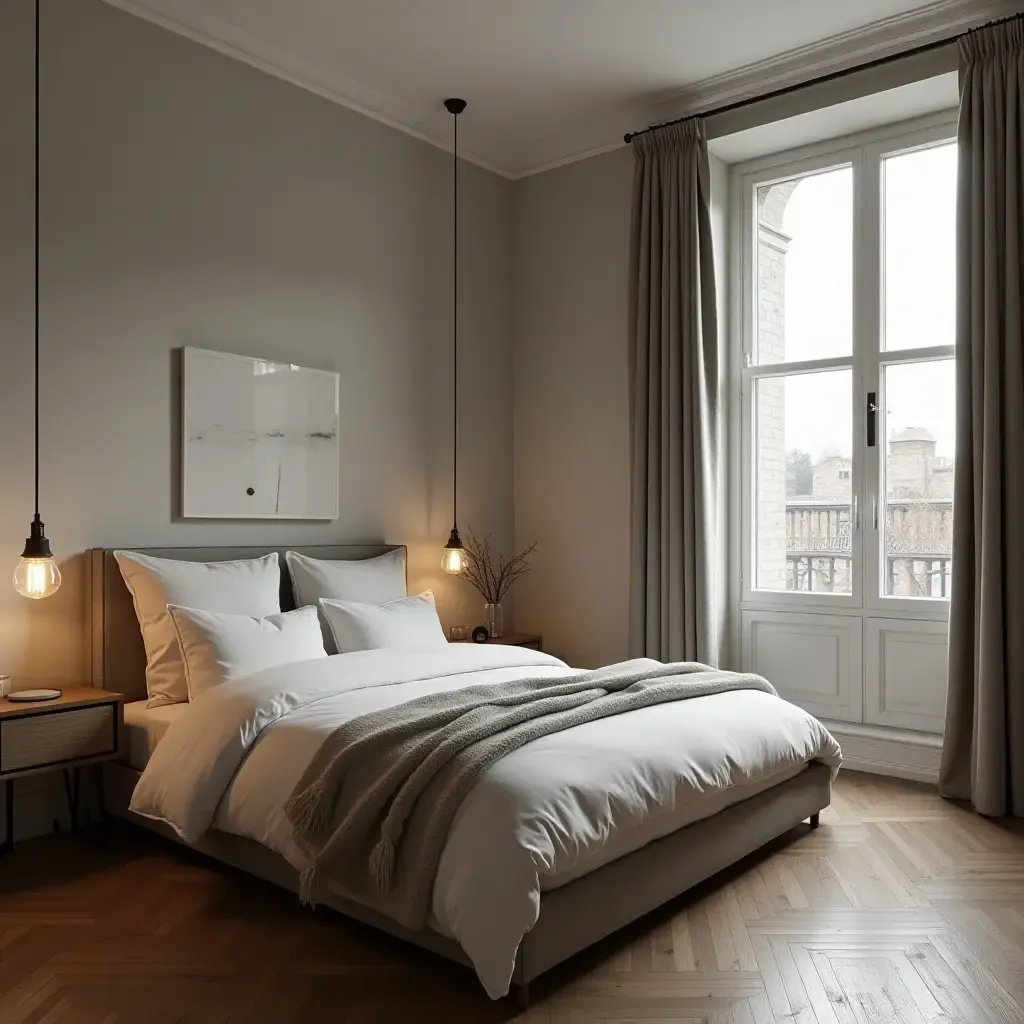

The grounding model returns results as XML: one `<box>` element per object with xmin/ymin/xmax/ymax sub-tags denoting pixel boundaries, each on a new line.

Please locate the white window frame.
<box><xmin>863</xmin><ymin>122</ymin><xmax>957</xmax><ymax>615</ymax></box>
<box><xmin>731</xmin><ymin>110</ymin><xmax>958</xmax><ymax>622</ymax></box>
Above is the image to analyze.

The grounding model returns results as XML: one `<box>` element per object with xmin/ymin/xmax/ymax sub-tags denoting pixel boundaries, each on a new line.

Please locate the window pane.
<box><xmin>882</xmin><ymin>360</ymin><xmax>955</xmax><ymax>598</ymax></box>
<box><xmin>883</xmin><ymin>143</ymin><xmax>957</xmax><ymax>350</ymax></box>
<box><xmin>755</xmin><ymin>369</ymin><xmax>852</xmax><ymax>593</ymax></box>
<box><xmin>755</xmin><ymin>166</ymin><xmax>852</xmax><ymax>364</ymax></box>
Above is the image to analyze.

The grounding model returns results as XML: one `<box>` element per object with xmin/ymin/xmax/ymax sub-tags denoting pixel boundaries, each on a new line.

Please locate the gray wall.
<box><xmin>512</xmin><ymin>148</ymin><xmax>634</xmax><ymax>668</ymax></box>
<box><xmin>512</xmin><ymin>147</ymin><xmax>732</xmax><ymax>669</ymax></box>
<box><xmin>0</xmin><ymin>0</ymin><xmax>513</xmax><ymax>692</ymax></box>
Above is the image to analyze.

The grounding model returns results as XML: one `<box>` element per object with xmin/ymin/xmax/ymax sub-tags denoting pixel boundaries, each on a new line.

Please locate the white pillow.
<box><xmin>114</xmin><ymin>551</ymin><xmax>281</xmax><ymax>707</ymax></box>
<box><xmin>285</xmin><ymin>549</ymin><xmax>406</xmax><ymax>606</ymax></box>
<box><xmin>167</xmin><ymin>604</ymin><xmax>326</xmax><ymax>701</ymax></box>
<box><xmin>285</xmin><ymin>549</ymin><xmax>407</xmax><ymax>653</ymax></box>
<box><xmin>319</xmin><ymin>592</ymin><xmax>447</xmax><ymax>654</ymax></box>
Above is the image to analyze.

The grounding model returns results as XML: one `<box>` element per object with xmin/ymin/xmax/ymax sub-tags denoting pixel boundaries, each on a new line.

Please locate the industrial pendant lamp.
<box><xmin>441</xmin><ymin>97</ymin><xmax>468</xmax><ymax>575</ymax></box>
<box><xmin>13</xmin><ymin>0</ymin><xmax>60</xmax><ymax>601</ymax></box>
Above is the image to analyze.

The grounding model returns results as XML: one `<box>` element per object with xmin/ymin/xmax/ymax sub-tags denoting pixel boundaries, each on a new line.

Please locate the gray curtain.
<box><xmin>941</xmin><ymin>18</ymin><xmax>1024</xmax><ymax>817</ymax></box>
<box><xmin>628</xmin><ymin>118</ymin><xmax>719</xmax><ymax>665</ymax></box>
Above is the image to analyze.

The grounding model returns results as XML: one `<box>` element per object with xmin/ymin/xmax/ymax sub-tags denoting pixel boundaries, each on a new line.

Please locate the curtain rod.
<box><xmin>623</xmin><ymin>12</ymin><xmax>1020</xmax><ymax>144</ymax></box>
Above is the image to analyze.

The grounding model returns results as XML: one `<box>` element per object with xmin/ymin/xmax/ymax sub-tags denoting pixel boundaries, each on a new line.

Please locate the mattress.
<box><xmin>122</xmin><ymin>700</ymin><xmax>188</xmax><ymax>770</ymax></box>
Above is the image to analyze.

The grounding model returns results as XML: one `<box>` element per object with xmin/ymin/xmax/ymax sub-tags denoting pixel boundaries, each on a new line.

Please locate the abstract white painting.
<box><xmin>182</xmin><ymin>347</ymin><xmax>339</xmax><ymax>519</ymax></box>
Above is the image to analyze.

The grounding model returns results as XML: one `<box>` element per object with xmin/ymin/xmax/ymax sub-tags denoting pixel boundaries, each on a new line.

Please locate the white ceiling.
<box><xmin>105</xmin><ymin>0</ymin><xmax>1016</xmax><ymax>177</ymax></box>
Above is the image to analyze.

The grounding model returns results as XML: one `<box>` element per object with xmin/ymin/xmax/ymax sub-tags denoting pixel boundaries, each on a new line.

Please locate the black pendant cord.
<box><xmin>443</xmin><ymin>98</ymin><xmax>467</xmax><ymax>538</ymax></box>
<box><xmin>452</xmin><ymin>106</ymin><xmax>458</xmax><ymax>532</ymax></box>
<box><xmin>33</xmin><ymin>0</ymin><xmax>40</xmax><ymax>521</ymax></box>
<box><xmin>16</xmin><ymin>0</ymin><xmax>52</xmax><ymax>569</ymax></box>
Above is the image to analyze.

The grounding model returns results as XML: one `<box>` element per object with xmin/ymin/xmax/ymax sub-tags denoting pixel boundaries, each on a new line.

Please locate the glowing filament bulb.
<box><xmin>13</xmin><ymin>556</ymin><xmax>61</xmax><ymax>599</ymax></box>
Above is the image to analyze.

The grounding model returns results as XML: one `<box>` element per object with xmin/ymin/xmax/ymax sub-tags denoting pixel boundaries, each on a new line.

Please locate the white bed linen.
<box><xmin>123</xmin><ymin>700</ymin><xmax>188</xmax><ymax>770</ymax></box>
<box><xmin>130</xmin><ymin>647</ymin><xmax>841</xmax><ymax>998</ymax></box>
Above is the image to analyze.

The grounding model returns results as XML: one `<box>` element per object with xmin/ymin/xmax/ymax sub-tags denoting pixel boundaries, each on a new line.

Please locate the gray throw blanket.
<box><xmin>284</xmin><ymin>659</ymin><xmax>776</xmax><ymax>930</ymax></box>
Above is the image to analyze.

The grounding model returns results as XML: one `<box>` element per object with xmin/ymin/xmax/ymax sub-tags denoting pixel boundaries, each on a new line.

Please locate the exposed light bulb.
<box><xmin>13</xmin><ymin>556</ymin><xmax>61</xmax><ymax>599</ymax></box>
<box><xmin>441</xmin><ymin>545</ymin><xmax>467</xmax><ymax>575</ymax></box>
<box><xmin>442</xmin><ymin>525</ymin><xmax>468</xmax><ymax>575</ymax></box>
<box><xmin>13</xmin><ymin>515</ymin><xmax>60</xmax><ymax>599</ymax></box>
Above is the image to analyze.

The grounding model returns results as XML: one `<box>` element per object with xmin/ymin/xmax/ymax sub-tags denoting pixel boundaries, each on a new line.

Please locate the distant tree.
<box><xmin>786</xmin><ymin>449</ymin><xmax>814</xmax><ymax>496</ymax></box>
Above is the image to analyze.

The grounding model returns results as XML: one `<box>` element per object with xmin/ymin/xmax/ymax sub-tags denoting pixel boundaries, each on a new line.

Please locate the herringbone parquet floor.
<box><xmin>1</xmin><ymin>771</ymin><xmax>1022</xmax><ymax>1024</ymax></box>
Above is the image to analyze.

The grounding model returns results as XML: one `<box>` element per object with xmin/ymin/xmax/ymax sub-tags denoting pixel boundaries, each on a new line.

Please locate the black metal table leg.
<box><xmin>0</xmin><ymin>779</ymin><xmax>13</xmax><ymax>857</ymax></box>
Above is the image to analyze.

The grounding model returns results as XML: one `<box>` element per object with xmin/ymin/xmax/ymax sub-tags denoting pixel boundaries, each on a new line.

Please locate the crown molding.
<box><xmin>100</xmin><ymin>0</ymin><xmax>511</xmax><ymax>179</ymax></box>
<box><xmin>102</xmin><ymin>0</ymin><xmax>1020</xmax><ymax>181</ymax></box>
<box><xmin>515</xmin><ymin>0</ymin><xmax>1019</xmax><ymax>177</ymax></box>
<box><xmin>512</xmin><ymin>139</ymin><xmax>634</xmax><ymax>181</ymax></box>
<box><xmin>637</xmin><ymin>0</ymin><xmax>1010</xmax><ymax>125</ymax></box>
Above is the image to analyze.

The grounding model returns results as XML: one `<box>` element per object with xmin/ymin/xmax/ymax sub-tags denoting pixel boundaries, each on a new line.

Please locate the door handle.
<box><xmin>872</xmin><ymin>493</ymin><xmax>879</xmax><ymax>531</ymax></box>
<box><xmin>867</xmin><ymin>392</ymin><xmax>879</xmax><ymax>448</ymax></box>
<box><xmin>853</xmin><ymin>495</ymin><xmax>860</xmax><ymax>531</ymax></box>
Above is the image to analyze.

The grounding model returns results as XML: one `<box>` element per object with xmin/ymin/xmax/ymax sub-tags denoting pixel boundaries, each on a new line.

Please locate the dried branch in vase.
<box><xmin>461</xmin><ymin>527</ymin><xmax>537</xmax><ymax>604</ymax></box>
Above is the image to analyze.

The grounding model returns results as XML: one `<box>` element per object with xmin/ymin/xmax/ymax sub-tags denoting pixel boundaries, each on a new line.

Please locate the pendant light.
<box><xmin>13</xmin><ymin>0</ymin><xmax>60</xmax><ymax>601</ymax></box>
<box><xmin>441</xmin><ymin>97</ymin><xmax>468</xmax><ymax>575</ymax></box>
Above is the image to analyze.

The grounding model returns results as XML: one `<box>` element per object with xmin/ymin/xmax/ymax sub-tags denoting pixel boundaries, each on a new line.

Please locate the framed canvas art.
<box><xmin>182</xmin><ymin>347</ymin><xmax>339</xmax><ymax>519</ymax></box>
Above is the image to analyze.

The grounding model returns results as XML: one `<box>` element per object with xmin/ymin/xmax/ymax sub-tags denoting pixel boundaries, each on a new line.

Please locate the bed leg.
<box><xmin>516</xmin><ymin>982</ymin><xmax>530</xmax><ymax>1012</ymax></box>
<box><xmin>809</xmin><ymin>812</ymin><xmax>820</xmax><ymax>829</ymax></box>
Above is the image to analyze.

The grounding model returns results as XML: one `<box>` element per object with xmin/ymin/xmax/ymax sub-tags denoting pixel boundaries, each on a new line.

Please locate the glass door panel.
<box><xmin>880</xmin><ymin>359</ymin><xmax>955</xmax><ymax>598</ymax></box>
<box><xmin>755</xmin><ymin>369</ymin><xmax>853</xmax><ymax>593</ymax></box>
<box><xmin>754</xmin><ymin>165</ymin><xmax>852</xmax><ymax>364</ymax></box>
<box><xmin>882</xmin><ymin>143</ymin><xmax>957</xmax><ymax>351</ymax></box>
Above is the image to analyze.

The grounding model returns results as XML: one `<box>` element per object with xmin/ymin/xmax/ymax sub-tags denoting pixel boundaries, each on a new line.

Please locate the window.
<box><xmin>879</xmin><ymin>142</ymin><xmax>957</xmax><ymax>598</ymax></box>
<box><xmin>740</xmin><ymin>120</ymin><xmax>957</xmax><ymax>608</ymax></box>
<box><xmin>754</xmin><ymin>166</ymin><xmax>852</xmax><ymax>365</ymax></box>
<box><xmin>756</xmin><ymin>368</ymin><xmax>853</xmax><ymax>593</ymax></box>
<box><xmin>750</xmin><ymin>163</ymin><xmax>855</xmax><ymax>595</ymax></box>
<box><xmin>882</xmin><ymin>145</ymin><xmax>956</xmax><ymax>351</ymax></box>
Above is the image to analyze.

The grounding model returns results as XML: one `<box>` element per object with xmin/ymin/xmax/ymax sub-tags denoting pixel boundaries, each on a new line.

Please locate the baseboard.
<box><xmin>822</xmin><ymin>720</ymin><xmax>943</xmax><ymax>784</ymax></box>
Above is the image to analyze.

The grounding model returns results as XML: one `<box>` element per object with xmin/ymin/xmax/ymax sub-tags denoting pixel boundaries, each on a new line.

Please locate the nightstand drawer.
<box><xmin>0</xmin><ymin>704</ymin><xmax>117</xmax><ymax>773</ymax></box>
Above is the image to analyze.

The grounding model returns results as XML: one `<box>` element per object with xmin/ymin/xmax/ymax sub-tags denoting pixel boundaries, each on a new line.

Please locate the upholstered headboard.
<box><xmin>88</xmin><ymin>544</ymin><xmax>406</xmax><ymax>703</ymax></box>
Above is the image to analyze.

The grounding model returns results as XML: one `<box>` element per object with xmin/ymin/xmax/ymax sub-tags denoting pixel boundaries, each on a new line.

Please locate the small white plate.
<box><xmin>7</xmin><ymin>688</ymin><xmax>62</xmax><ymax>702</ymax></box>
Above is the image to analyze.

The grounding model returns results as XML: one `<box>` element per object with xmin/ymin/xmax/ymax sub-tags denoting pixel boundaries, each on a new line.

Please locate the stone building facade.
<box><xmin>755</xmin><ymin>179</ymin><xmax>799</xmax><ymax>589</ymax></box>
<box><xmin>812</xmin><ymin>456</ymin><xmax>852</xmax><ymax>499</ymax></box>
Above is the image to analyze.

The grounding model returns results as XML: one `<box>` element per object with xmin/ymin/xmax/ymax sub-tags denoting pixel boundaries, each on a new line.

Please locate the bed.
<box><xmin>90</xmin><ymin>544</ymin><xmax>840</xmax><ymax>1002</ymax></box>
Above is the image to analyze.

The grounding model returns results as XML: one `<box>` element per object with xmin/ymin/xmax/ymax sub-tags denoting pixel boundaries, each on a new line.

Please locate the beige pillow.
<box><xmin>168</xmin><ymin>604</ymin><xmax>326</xmax><ymax>701</ymax></box>
<box><xmin>114</xmin><ymin>551</ymin><xmax>281</xmax><ymax>707</ymax></box>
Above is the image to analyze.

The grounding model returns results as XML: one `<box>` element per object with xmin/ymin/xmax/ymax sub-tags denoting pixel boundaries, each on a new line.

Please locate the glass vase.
<box><xmin>484</xmin><ymin>602</ymin><xmax>503</xmax><ymax>639</ymax></box>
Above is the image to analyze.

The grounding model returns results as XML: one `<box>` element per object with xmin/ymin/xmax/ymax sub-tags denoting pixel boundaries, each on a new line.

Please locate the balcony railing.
<box><xmin>783</xmin><ymin>553</ymin><xmax>952</xmax><ymax>596</ymax></box>
<box><xmin>785</xmin><ymin>554</ymin><xmax>849</xmax><ymax>592</ymax></box>
<box><xmin>782</xmin><ymin>498</ymin><xmax>952</xmax><ymax>596</ymax></box>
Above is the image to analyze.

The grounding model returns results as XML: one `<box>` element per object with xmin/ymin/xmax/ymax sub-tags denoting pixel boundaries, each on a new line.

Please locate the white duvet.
<box><xmin>130</xmin><ymin>646</ymin><xmax>841</xmax><ymax>998</ymax></box>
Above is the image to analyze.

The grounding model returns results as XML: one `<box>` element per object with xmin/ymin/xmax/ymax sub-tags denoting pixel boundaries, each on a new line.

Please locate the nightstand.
<box><xmin>454</xmin><ymin>633</ymin><xmax>543</xmax><ymax>651</ymax></box>
<box><xmin>0</xmin><ymin>687</ymin><xmax>124</xmax><ymax>856</ymax></box>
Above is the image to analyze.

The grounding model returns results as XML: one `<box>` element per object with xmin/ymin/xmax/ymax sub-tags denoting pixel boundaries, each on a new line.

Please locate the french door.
<box><xmin>735</xmin><ymin>112</ymin><xmax>957</xmax><ymax>730</ymax></box>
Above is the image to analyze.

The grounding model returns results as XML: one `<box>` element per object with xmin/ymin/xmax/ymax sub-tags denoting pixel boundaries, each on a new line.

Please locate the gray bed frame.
<box><xmin>89</xmin><ymin>545</ymin><xmax>831</xmax><ymax>1002</ymax></box>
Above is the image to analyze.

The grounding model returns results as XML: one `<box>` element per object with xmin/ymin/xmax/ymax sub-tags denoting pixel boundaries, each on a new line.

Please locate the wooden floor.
<box><xmin>1</xmin><ymin>772</ymin><xmax>1022</xmax><ymax>1023</ymax></box>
